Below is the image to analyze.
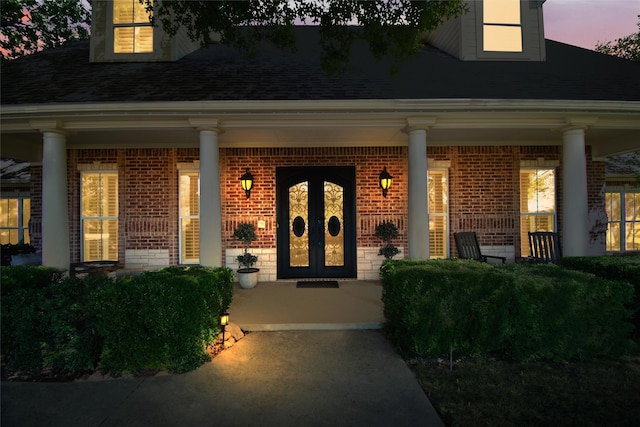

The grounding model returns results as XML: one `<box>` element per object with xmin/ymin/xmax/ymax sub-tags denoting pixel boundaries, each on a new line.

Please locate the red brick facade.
<box><xmin>27</xmin><ymin>145</ymin><xmax>605</xmax><ymax>265</ymax></box>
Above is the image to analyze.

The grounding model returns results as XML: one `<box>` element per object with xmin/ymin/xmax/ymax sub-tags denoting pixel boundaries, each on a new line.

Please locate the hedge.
<box><xmin>381</xmin><ymin>259</ymin><xmax>635</xmax><ymax>362</ymax></box>
<box><xmin>562</xmin><ymin>255</ymin><xmax>640</xmax><ymax>342</ymax></box>
<box><xmin>1</xmin><ymin>266</ymin><xmax>234</xmax><ymax>376</ymax></box>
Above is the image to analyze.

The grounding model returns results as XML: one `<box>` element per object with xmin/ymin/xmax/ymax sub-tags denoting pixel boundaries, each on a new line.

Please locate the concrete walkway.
<box><xmin>1</xmin><ymin>331</ymin><xmax>444</xmax><ymax>427</ymax></box>
<box><xmin>1</xmin><ymin>281</ymin><xmax>445</xmax><ymax>426</ymax></box>
<box><xmin>229</xmin><ymin>280</ymin><xmax>385</xmax><ymax>331</ymax></box>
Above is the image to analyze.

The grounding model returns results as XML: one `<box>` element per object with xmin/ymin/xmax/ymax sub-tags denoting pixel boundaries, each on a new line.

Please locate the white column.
<box><xmin>42</xmin><ymin>131</ymin><xmax>70</xmax><ymax>270</ymax></box>
<box><xmin>199</xmin><ymin>129</ymin><xmax>223</xmax><ymax>267</ymax></box>
<box><xmin>408</xmin><ymin>129</ymin><xmax>429</xmax><ymax>259</ymax></box>
<box><xmin>562</xmin><ymin>128</ymin><xmax>589</xmax><ymax>256</ymax></box>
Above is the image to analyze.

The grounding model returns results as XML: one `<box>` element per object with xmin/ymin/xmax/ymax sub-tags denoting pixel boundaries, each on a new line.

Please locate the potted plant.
<box><xmin>233</xmin><ymin>222</ymin><xmax>259</xmax><ymax>289</ymax></box>
<box><xmin>375</xmin><ymin>220</ymin><xmax>400</xmax><ymax>259</ymax></box>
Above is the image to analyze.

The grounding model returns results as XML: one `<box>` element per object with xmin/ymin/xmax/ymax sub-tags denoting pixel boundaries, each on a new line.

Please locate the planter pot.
<box><xmin>238</xmin><ymin>268</ymin><xmax>259</xmax><ymax>289</ymax></box>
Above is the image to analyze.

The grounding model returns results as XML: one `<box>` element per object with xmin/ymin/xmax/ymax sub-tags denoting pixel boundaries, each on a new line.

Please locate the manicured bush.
<box><xmin>1</xmin><ymin>265</ymin><xmax>234</xmax><ymax>377</ymax></box>
<box><xmin>505</xmin><ymin>264</ymin><xmax>634</xmax><ymax>361</ymax></box>
<box><xmin>381</xmin><ymin>259</ymin><xmax>635</xmax><ymax>362</ymax></box>
<box><xmin>91</xmin><ymin>266</ymin><xmax>234</xmax><ymax>374</ymax></box>
<box><xmin>382</xmin><ymin>259</ymin><xmax>514</xmax><ymax>359</ymax></box>
<box><xmin>1</xmin><ymin>266</ymin><xmax>106</xmax><ymax>373</ymax></box>
<box><xmin>562</xmin><ymin>255</ymin><xmax>640</xmax><ymax>342</ymax></box>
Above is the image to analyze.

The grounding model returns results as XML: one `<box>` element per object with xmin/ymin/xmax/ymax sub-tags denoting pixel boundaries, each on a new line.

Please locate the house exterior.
<box><xmin>1</xmin><ymin>0</ymin><xmax>639</xmax><ymax>280</ymax></box>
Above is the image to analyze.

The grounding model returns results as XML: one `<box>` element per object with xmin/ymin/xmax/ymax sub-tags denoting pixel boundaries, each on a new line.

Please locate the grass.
<box><xmin>410</xmin><ymin>355</ymin><xmax>640</xmax><ymax>427</ymax></box>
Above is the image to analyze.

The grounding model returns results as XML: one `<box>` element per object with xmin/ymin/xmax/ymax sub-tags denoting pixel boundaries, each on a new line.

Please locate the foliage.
<box><xmin>147</xmin><ymin>0</ymin><xmax>467</xmax><ymax>74</ymax></box>
<box><xmin>233</xmin><ymin>222</ymin><xmax>258</xmax><ymax>269</ymax></box>
<box><xmin>375</xmin><ymin>220</ymin><xmax>400</xmax><ymax>259</ymax></box>
<box><xmin>595</xmin><ymin>15</ymin><xmax>640</xmax><ymax>61</ymax></box>
<box><xmin>381</xmin><ymin>259</ymin><xmax>635</xmax><ymax>362</ymax></box>
<box><xmin>1</xmin><ymin>267</ymin><xmax>106</xmax><ymax>374</ymax></box>
<box><xmin>90</xmin><ymin>267</ymin><xmax>234</xmax><ymax>374</ymax></box>
<box><xmin>0</xmin><ymin>0</ymin><xmax>91</xmax><ymax>61</ymax></box>
<box><xmin>562</xmin><ymin>255</ymin><xmax>640</xmax><ymax>343</ymax></box>
<box><xmin>1</xmin><ymin>266</ymin><xmax>234</xmax><ymax>378</ymax></box>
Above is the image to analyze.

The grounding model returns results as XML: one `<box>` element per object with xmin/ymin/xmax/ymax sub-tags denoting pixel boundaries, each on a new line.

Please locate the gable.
<box><xmin>427</xmin><ymin>0</ymin><xmax>546</xmax><ymax>61</ymax></box>
<box><xmin>89</xmin><ymin>0</ymin><xmax>201</xmax><ymax>63</ymax></box>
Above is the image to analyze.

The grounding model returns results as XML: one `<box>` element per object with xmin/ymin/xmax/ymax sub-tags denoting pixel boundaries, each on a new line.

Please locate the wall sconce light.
<box><xmin>379</xmin><ymin>167</ymin><xmax>392</xmax><ymax>198</ymax></box>
<box><xmin>220</xmin><ymin>311</ymin><xmax>230</xmax><ymax>344</ymax></box>
<box><xmin>240</xmin><ymin>168</ymin><xmax>254</xmax><ymax>199</ymax></box>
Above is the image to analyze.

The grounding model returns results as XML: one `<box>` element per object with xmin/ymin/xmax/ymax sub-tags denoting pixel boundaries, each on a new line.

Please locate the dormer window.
<box><xmin>113</xmin><ymin>0</ymin><xmax>153</xmax><ymax>53</ymax></box>
<box><xmin>483</xmin><ymin>0</ymin><xmax>522</xmax><ymax>52</ymax></box>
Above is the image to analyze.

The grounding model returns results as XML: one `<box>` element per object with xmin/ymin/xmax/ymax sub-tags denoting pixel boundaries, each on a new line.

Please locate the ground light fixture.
<box><xmin>220</xmin><ymin>311</ymin><xmax>230</xmax><ymax>344</ymax></box>
<box><xmin>240</xmin><ymin>168</ymin><xmax>254</xmax><ymax>199</ymax></box>
<box><xmin>379</xmin><ymin>166</ymin><xmax>392</xmax><ymax>197</ymax></box>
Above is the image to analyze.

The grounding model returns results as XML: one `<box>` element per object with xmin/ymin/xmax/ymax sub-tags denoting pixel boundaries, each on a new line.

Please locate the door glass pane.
<box><xmin>324</xmin><ymin>181</ymin><xmax>344</xmax><ymax>267</ymax></box>
<box><xmin>289</xmin><ymin>182</ymin><xmax>309</xmax><ymax>267</ymax></box>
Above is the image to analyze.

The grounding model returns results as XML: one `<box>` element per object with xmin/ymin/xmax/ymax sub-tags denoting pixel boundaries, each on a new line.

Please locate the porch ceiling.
<box><xmin>1</xmin><ymin>99</ymin><xmax>639</xmax><ymax>162</ymax></box>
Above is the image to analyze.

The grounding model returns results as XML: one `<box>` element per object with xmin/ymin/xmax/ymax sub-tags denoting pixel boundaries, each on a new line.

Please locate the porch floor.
<box><xmin>228</xmin><ymin>280</ymin><xmax>385</xmax><ymax>331</ymax></box>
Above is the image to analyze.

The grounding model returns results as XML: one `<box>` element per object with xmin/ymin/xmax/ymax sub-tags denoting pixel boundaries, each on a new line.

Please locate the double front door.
<box><xmin>276</xmin><ymin>166</ymin><xmax>356</xmax><ymax>279</ymax></box>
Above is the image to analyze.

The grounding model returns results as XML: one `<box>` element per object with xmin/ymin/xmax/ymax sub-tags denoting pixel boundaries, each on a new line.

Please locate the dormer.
<box><xmin>426</xmin><ymin>0</ymin><xmax>546</xmax><ymax>61</ymax></box>
<box><xmin>89</xmin><ymin>0</ymin><xmax>201</xmax><ymax>63</ymax></box>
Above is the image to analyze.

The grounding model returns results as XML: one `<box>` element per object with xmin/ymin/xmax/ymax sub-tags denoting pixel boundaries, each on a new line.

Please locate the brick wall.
<box><xmin>220</xmin><ymin>147</ymin><xmax>409</xmax><ymax>252</ymax></box>
<box><xmin>27</xmin><ymin>144</ymin><xmax>605</xmax><ymax>268</ymax></box>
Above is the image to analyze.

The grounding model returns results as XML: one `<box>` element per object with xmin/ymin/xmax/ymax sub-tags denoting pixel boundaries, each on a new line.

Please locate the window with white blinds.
<box><xmin>113</xmin><ymin>0</ymin><xmax>153</xmax><ymax>53</ymax></box>
<box><xmin>606</xmin><ymin>190</ymin><xmax>640</xmax><ymax>252</ymax></box>
<box><xmin>520</xmin><ymin>168</ymin><xmax>556</xmax><ymax>256</ymax></box>
<box><xmin>429</xmin><ymin>170</ymin><xmax>449</xmax><ymax>258</ymax></box>
<box><xmin>179</xmin><ymin>171</ymin><xmax>200</xmax><ymax>264</ymax></box>
<box><xmin>0</xmin><ymin>198</ymin><xmax>30</xmax><ymax>245</ymax></box>
<box><xmin>483</xmin><ymin>0</ymin><xmax>522</xmax><ymax>52</ymax></box>
<box><xmin>81</xmin><ymin>172</ymin><xmax>118</xmax><ymax>261</ymax></box>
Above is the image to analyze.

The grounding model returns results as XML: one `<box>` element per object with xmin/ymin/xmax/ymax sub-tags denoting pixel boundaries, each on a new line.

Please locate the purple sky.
<box><xmin>543</xmin><ymin>0</ymin><xmax>639</xmax><ymax>50</ymax></box>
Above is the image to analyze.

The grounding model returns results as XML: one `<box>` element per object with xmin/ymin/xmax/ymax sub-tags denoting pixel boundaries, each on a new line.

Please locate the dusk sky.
<box><xmin>543</xmin><ymin>0</ymin><xmax>639</xmax><ymax>50</ymax></box>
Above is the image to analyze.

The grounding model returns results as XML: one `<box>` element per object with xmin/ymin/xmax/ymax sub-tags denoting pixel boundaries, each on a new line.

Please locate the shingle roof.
<box><xmin>2</xmin><ymin>26</ymin><xmax>640</xmax><ymax>105</ymax></box>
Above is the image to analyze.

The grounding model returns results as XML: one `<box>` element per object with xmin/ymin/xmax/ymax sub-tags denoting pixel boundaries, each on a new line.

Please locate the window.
<box><xmin>483</xmin><ymin>0</ymin><xmax>522</xmax><ymax>52</ymax></box>
<box><xmin>179</xmin><ymin>171</ymin><xmax>200</xmax><ymax>263</ymax></box>
<box><xmin>520</xmin><ymin>168</ymin><xmax>556</xmax><ymax>256</ymax></box>
<box><xmin>606</xmin><ymin>190</ymin><xmax>640</xmax><ymax>251</ymax></box>
<box><xmin>113</xmin><ymin>0</ymin><xmax>153</xmax><ymax>53</ymax></box>
<box><xmin>0</xmin><ymin>197</ymin><xmax>30</xmax><ymax>244</ymax></box>
<box><xmin>429</xmin><ymin>170</ymin><xmax>449</xmax><ymax>258</ymax></box>
<box><xmin>81</xmin><ymin>172</ymin><xmax>118</xmax><ymax>261</ymax></box>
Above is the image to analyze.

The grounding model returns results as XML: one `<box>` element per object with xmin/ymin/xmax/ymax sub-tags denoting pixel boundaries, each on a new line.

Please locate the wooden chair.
<box><xmin>527</xmin><ymin>231</ymin><xmax>562</xmax><ymax>264</ymax></box>
<box><xmin>454</xmin><ymin>232</ymin><xmax>506</xmax><ymax>264</ymax></box>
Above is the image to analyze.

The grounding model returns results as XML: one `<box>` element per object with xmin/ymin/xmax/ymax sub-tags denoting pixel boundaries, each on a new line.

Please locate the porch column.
<box><xmin>562</xmin><ymin>128</ymin><xmax>589</xmax><ymax>256</ymax></box>
<box><xmin>42</xmin><ymin>131</ymin><xmax>70</xmax><ymax>270</ymax></box>
<box><xmin>198</xmin><ymin>128</ymin><xmax>223</xmax><ymax>267</ymax></box>
<box><xmin>407</xmin><ymin>126</ymin><xmax>430</xmax><ymax>259</ymax></box>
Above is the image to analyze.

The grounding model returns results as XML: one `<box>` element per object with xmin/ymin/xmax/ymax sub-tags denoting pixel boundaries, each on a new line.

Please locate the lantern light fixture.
<box><xmin>379</xmin><ymin>167</ymin><xmax>393</xmax><ymax>198</ymax></box>
<box><xmin>240</xmin><ymin>168</ymin><xmax>254</xmax><ymax>199</ymax></box>
<box><xmin>220</xmin><ymin>311</ymin><xmax>230</xmax><ymax>344</ymax></box>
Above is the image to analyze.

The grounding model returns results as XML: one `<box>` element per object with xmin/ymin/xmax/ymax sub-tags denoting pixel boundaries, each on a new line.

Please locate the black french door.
<box><xmin>276</xmin><ymin>166</ymin><xmax>356</xmax><ymax>279</ymax></box>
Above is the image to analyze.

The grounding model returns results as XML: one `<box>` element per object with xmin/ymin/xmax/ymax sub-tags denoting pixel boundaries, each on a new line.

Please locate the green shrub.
<box><xmin>1</xmin><ymin>265</ymin><xmax>65</xmax><ymax>296</ymax></box>
<box><xmin>1</xmin><ymin>267</ymin><xmax>106</xmax><ymax>373</ymax></box>
<box><xmin>382</xmin><ymin>259</ymin><xmax>514</xmax><ymax>358</ymax></box>
<box><xmin>1</xmin><ymin>286</ymin><xmax>46</xmax><ymax>371</ymax></box>
<box><xmin>1</xmin><ymin>265</ymin><xmax>234</xmax><ymax>377</ymax></box>
<box><xmin>40</xmin><ymin>276</ymin><xmax>109</xmax><ymax>373</ymax></box>
<box><xmin>505</xmin><ymin>264</ymin><xmax>634</xmax><ymax>361</ymax></box>
<box><xmin>562</xmin><ymin>255</ymin><xmax>640</xmax><ymax>342</ymax></box>
<box><xmin>381</xmin><ymin>259</ymin><xmax>635</xmax><ymax>362</ymax></box>
<box><xmin>91</xmin><ymin>266</ymin><xmax>234</xmax><ymax>374</ymax></box>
